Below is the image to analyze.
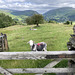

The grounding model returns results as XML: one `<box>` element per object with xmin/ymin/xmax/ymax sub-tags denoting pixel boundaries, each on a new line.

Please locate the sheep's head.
<box><xmin>28</xmin><ymin>40</ymin><xmax>34</xmax><ymax>46</ymax></box>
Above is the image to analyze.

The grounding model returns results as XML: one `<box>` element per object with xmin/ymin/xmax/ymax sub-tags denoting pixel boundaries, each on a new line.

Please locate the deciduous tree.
<box><xmin>26</xmin><ymin>14</ymin><xmax>44</xmax><ymax>26</ymax></box>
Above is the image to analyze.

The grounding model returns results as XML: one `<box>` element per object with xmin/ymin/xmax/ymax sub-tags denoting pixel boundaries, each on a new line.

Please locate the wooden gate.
<box><xmin>0</xmin><ymin>51</ymin><xmax>75</xmax><ymax>75</ymax></box>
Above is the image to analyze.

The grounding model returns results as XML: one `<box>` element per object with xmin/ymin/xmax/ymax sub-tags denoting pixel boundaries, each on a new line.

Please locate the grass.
<box><xmin>0</xmin><ymin>23</ymin><xmax>73</xmax><ymax>75</ymax></box>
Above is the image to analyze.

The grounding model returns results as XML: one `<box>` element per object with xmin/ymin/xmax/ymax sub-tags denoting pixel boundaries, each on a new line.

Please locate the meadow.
<box><xmin>0</xmin><ymin>23</ymin><xmax>73</xmax><ymax>75</ymax></box>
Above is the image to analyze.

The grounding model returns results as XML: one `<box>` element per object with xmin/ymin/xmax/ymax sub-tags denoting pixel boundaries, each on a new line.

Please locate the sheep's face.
<box><xmin>28</xmin><ymin>40</ymin><xmax>34</xmax><ymax>46</ymax></box>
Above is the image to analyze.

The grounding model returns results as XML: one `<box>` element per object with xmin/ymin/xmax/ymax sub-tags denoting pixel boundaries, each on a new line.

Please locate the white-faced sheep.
<box><xmin>28</xmin><ymin>40</ymin><xmax>47</xmax><ymax>51</ymax></box>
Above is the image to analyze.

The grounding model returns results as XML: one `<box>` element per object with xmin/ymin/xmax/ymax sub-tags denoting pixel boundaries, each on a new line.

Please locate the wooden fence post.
<box><xmin>0</xmin><ymin>36</ymin><xmax>4</xmax><ymax>52</ymax></box>
<box><xmin>68</xmin><ymin>60</ymin><xmax>75</xmax><ymax>75</ymax></box>
<box><xmin>1</xmin><ymin>36</ymin><xmax>4</xmax><ymax>51</ymax></box>
<box><xmin>4</xmin><ymin>34</ymin><xmax>9</xmax><ymax>51</ymax></box>
<box><xmin>67</xmin><ymin>25</ymin><xmax>75</xmax><ymax>75</ymax></box>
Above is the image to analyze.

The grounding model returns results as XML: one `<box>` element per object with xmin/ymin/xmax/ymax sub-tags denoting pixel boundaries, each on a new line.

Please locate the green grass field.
<box><xmin>0</xmin><ymin>23</ymin><xmax>73</xmax><ymax>75</ymax></box>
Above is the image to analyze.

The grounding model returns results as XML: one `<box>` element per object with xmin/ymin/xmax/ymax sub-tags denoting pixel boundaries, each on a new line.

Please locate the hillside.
<box><xmin>10</xmin><ymin>10</ymin><xmax>39</xmax><ymax>16</ymax></box>
<box><xmin>43</xmin><ymin>7</ymin><xmax>75</xmax><ymax>22</ymax></box>
<box><xmin>0</xmin><ymin>9</ymin><xmax>39</xmax><ymax>22</ymax></box>
<box><xmin>0</xmin><ymin>9</ymin><xmax>23</xmax><ymax>21</ymax></box>
<box><xmin>0</xmin><ymin>23</ymin><xmax>73</xmax><ymax>75</ymax></box>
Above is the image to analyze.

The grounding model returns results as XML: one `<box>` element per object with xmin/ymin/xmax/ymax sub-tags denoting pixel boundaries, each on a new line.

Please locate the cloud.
<box><xmin>54</xmin><ymin>2</ymin><xmax>75</xmax><ymax>8</ymax></box>
<box><xmin>5</xmin><ymin>0</ymin><xmax>25</xmax><ymax>3</ymax></box>
<box><xmin>0</xmin><ymin>5</ymin><xmax>7</xmax><ymax>8</ymax></box>
<box><xmin>0</xmin><ymin>0</ymin><xmax>75</xmax><ymax>13</ymax></box>
<box><xmin>6</xmin><ymin>2</ymin><xmax>32</xmax><ymax>9</ymax></box>
<box><xmin>0</xmin><ymin>0</ymin><xmax>4</xmax><ymax>3</ymax></box>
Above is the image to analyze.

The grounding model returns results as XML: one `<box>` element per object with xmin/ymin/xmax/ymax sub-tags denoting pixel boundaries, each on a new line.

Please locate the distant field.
<box><xmin>73</xmin><ymin>21</ymin><xmax>75</xmax><ymax>25</ymax></box>
<box><xmin>0</xmin><ymin>23</ymin><xmax>73</xmax><ymax>75</ymax></box>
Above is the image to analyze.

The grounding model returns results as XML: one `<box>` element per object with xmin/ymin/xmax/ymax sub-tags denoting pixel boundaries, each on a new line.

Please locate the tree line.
<box><xmin>0</xmin><ymin>13</ymin><xmax>73</xmax><ymax>28</ymax></box>
<box><xmin>0</xmin><ymin>13</ymin><xmax>44</xmax><ymax>28</ymax></box>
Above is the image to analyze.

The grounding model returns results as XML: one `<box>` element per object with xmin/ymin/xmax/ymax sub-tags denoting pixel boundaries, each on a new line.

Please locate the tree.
<box><xmin>64</xmin><ymin>21</ymin><xmax>70</xmax><ymax>25</ymax></box>
<box><xmin>71</xmin><ymin>21</ymin><xmax>72</xmax><ymax>25</ymax></box>
<box><xmin>26</xmin><ymin>14</ymin><xmax>44</xmax><ymax>26</ymax></box>
<box><xmin>64</xmin><ymin>21</ymin><xmax>73</xmax><ymax>25</ymax></box>
<box><xmin>0</xmin><ymin>13</ymin><xmax>15</xmax><ymax>28</ymax></box>
<box><xmin>25</xmin><ymin>17</ymin><xmax>33</xmax><ymax>25</ymax></box>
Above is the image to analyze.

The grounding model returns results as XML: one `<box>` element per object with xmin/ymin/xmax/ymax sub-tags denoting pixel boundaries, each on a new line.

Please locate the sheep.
<box><xmin>28</xmin><ymin>40</ymin><xmax>47</xmax><ymax>51</ymax></box>
<box><xmin>30</xmin><ymin>27</ymin><xmax>37</xmax><ymax>30</ymax></box>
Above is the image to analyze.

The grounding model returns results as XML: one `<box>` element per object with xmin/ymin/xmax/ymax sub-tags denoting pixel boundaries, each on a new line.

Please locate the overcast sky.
<box><xmin>0</xmin><ymin>0</ymin><xmax>75</xmax><ymax>13</ymax></box>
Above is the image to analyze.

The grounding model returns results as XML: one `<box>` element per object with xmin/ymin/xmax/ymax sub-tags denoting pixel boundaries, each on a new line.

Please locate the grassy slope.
<box><xmin>0</xmin><ymin>23</ymin><xmax>73</xmax><ymax>75</ymax></box>
<box><xmin>0</xmin><ymin>9</ymin><xmax>24</xmax><ymax>21</ymax></box>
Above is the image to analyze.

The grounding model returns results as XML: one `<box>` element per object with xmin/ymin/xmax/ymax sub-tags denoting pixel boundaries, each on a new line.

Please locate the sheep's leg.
<box><xmin>33</xmin><ymin>45</ymin><xmax>37</xmax><ymax>51</ymax></box>
<box><xmin>43</xmin><ymin>48</ymin><xmax>47</xmax><ymax>51</ymax></box>
<box><xmin>35</xmin><ymin>50</ymin><xmax>38</xmax><ymax>52</ymax></box>
<box><xmin>43</xmin><ymin>44</ymin><xmax>47</xmax><ymax>51</ymax></box>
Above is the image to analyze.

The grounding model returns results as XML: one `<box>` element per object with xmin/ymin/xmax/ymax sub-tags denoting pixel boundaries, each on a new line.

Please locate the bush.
<box><xmin>48</xmin><ymin>20</ymin><xmax>57</xmax><ymax>23</ymax></box>
<box><xmin>64</xmin><ymin>21</ymin><xmax>70</xmax><ymax>25</ymax></box>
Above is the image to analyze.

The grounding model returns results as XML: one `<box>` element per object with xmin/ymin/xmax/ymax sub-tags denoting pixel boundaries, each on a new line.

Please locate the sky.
<box><xmin>0</xmin><ymin>0</ymin><xmax>75</xmax><ymax>13</ymax></box>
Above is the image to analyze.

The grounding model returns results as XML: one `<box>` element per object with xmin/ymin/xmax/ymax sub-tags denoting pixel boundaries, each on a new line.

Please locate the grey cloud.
<box><xmin>0</xmin><ymin>0</ymin><xmax>75</xmax><ymax>13</ymax></box>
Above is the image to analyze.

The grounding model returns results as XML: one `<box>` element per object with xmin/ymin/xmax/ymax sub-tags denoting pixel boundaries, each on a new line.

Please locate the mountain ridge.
<box><xmin>0</xmin><ymin>9</ymin><xmax>39</xmax><ymax>21</ymax></box>
<box><xmin>10</xmin><ymin>10</ymin><xmax>39</xmax><ymax>16</ymax></box>
<box><xmin>43</xmin><ymin>7</ymin><xmax>75</xmax><ymax>22</ymax></box>
<box><xmin>0</xmin><ymin>7</ymin><xmax>75</xmax><ymax>22</ymax></box>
